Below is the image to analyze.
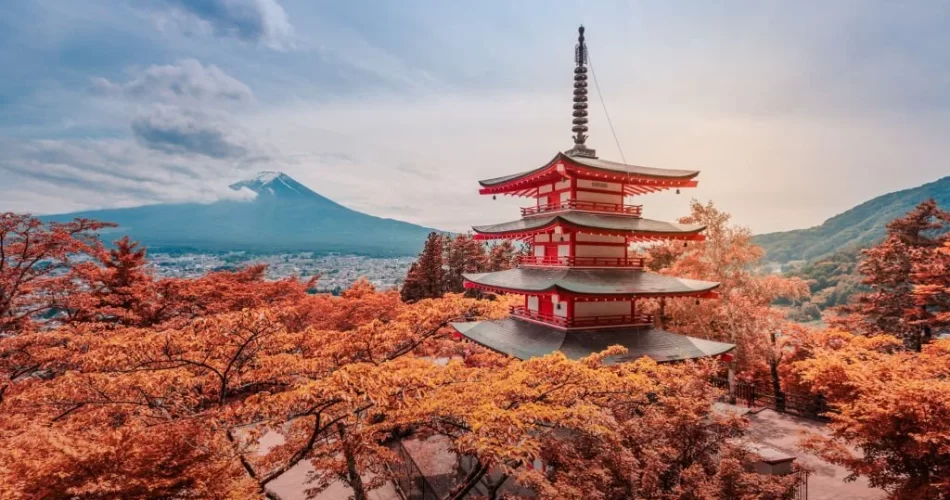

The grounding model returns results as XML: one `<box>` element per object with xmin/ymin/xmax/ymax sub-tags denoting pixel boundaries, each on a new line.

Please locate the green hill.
<box><xmin>753</xmin><ymin>176</ymin><xmax>950</xmax><ymax>264</ymax></box>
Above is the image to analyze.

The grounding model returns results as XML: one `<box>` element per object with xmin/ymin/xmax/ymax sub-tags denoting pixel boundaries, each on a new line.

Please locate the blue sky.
<box><xmin>1</xmin><ymin>0</ymin><xmax>949</xmax><ymax>233</ymax></box>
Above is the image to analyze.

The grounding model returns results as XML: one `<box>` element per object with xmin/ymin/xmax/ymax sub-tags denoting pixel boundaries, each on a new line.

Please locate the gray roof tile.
<box><xmin>463</xmin><ymin>268</ymin><xmax>720</xmax><ymax>295</ymax></box>
<box><xmin>479</xmin><ymin>152</ymin><xmax>700</xmax><ymax>187</ymax></box>
<box><xmin>452</xmin><ymin>318</ymin><xmax>735</xmax><ymax>363</ymax></box>
<box><xmin>472</xmin><ymin>212</ymin><xmax>705</xmax><ymax>236</ymax></box>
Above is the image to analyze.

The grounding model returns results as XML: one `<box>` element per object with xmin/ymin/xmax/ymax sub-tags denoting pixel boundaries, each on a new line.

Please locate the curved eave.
<box><xmin>471</xmin><ymin>214</ymin><xmax>706</xmax><ymax>242</ymax></box>
<box><xmin>452</xmin><ymin>318</ymin><xmax>735</xmax><ymax>364</ymax></box>
<box><xmin>462</xmin><ymin>268</ymin><xmax>721</xmax><ymax>298</ymax></box>
<box><xmin>478</xmin><ymin>152</ymin><xmax>701</xmax><ymax>196</ymax></box>
<box><xmin>465</xmin><ymin>281</ymin><xmax>720</xmax><ymax>300</ymax></box>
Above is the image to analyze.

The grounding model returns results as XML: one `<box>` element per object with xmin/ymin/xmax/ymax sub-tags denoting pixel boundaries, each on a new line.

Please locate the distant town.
<box><xmin>148</xmin><ymin>251</ymin><xmax>413</xmax><ymax>293</ymax></box>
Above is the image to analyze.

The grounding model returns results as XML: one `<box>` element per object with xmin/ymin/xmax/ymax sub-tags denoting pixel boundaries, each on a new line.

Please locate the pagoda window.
<box><xmin>533</xmin><ymin>245</ymin><xmax>545</xmax><ymax>258</ymax></box>
<box><xmin>527</xmin><ymin>295</ymin><xmax>540</xmax><ymax>312</ymax></box>
<box><xmin>557</xmin><ymin>244</ymin><xmax>571</xmax><ymax>257</ymax></box>
<box><xmin>534</xmin><ymin>234</ymin><xmax>551</xmax><ymax>243</ymax></box>
<box><xmin>554</xmin><ymin>179</ymin><xmax>571</xmax><ymax>190</ymax></box>
<box><xmin>552</xmin><ymin>295</ymin><xmax>569</xmax><ymax>318</ymax></box>
<box><xmin>576</xmin><ymin>244</ymin><xmax>625</xmax><ymax>258</ymax></box>
<box><xmin>552</xmin><ymin>232</ymin><xmax>570</xmax><ymax>243</ymax></box>
<box><xmin>538</xmin><ymin>184</ymin><xmax>553</xmax><ymax>194</ymax></box>
<box><xmin>576</xmin><ymin>233</ymin><xmax>625</xmax><ymax>243</ymax></box>
<box><xmin>578</xmin><ymin>179</ymin><xmax>623</xmax><ymax>192</ymax></box>
<box><xmin>576</xmin><ymin>189</ymin><xmax>623</xmax><ymax>205</ymax></box>
<box><xmin>575</xmin><ymin>300</ymin><xmax>631</xmax><ymax>318</ymax></box>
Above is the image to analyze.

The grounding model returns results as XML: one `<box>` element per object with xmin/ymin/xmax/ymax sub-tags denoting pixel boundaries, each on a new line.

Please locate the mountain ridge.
<box><xmin>40</xmin><ymin>171</ymin><xmax>437</xmax><ymax>257</ymax></box>
<box><xmin>753</xmin><ymin>176</ymin><xmax>950</xmax><ymax>263</ymax></box>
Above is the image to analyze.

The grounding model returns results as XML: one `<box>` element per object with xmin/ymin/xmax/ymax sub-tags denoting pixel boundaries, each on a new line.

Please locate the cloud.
<box><xmin>0</xmin><ymin>137</ymin><xmax>264</xmax><ymax>214</ymax></box>
<box><xmin>94</xmin><ymin>60</ymin><xmax>259</xmax><ymax>159</ymax></box>
<box><xmin>222</xmin><ymin>185</ymin><xmax>258</xmax><ymax>201</ymax></box>
<box><xmin>131</xmin><ymin>106</ymin><xmax>249</xmax><ymax>159</ymax></box>
<box><xmin>148</xmin><ymin>0</ymin><xmax>294</xmax><ymax>50</ymax></box>
<box><xmin>93</xmin><ymin>59</ymin><xmax>253</xmax><ymax>105</ymax></box>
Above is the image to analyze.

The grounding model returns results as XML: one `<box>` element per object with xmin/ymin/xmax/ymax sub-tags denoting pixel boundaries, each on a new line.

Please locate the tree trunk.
<box><xmin>445</xmin><ymin>460</ymin><xmax>488</xmax><ymax>500</ymax></box>
<box><xmin>769</xmin><ymin>331</ymin><xmax>785</xmax><ymax>411</ymax></box>
<box><xmin>338</xmin><ymin>424</ymin><xmax>367</xmax><ymax>500</ymax></box>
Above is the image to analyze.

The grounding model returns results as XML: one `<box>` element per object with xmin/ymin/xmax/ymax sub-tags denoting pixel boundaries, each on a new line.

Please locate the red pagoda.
<box><xmin>451</xmin><ymin>26</ymin><xmax>735</xmax><ymax>364</ymax></box>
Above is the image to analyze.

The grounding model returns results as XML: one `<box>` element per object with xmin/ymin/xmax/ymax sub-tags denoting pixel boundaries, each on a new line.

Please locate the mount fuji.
<box><xmin>40</xmin><ymin>172</ymin><xmax>437</xmax><ymax>256</ymax></box>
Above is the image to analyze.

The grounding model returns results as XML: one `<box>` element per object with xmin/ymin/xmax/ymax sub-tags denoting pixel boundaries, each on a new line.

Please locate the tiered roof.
<box><xmin>478</xmin><ymin>152</ymin><xmax>700</xmax><ymax>197</ymax></box>
<box><xmin>452</xmin><ymin>318</ymin><xmax>734</xmax><ymax>364</ymax></box>
<box><xmin>451</xmin><ymin>25</ymin><xmax>734</xmax><ymax>364</ymax></box>
<box><xmin>463</xmin><ymin>268</ymin><xmax>719</xmax><ymax>297</ymax></box>
<box><xmin>472</xmin><ymin>212</ymin><xmax>706</xmax><ymax>241</ymax></box>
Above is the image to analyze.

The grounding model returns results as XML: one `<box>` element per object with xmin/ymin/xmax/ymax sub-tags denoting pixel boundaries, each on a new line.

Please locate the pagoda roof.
<box><xmin>452</xmin><ymin>317</ymin><xmax>734</xmax><ymax>363</ymax></box>
<box><xmin>478</xmin><ymin>152</ymin><xmax>699</xmax><ymax>194</ymax></box>
<box><xmin>463</xmin><ymin>268</ymin><xmax>719</xmax><ymax>297</ymax></box>
<box><xmin>472</xmin><ymin>212</ymin><xmax>705</xmax><ymax>240</ymax></box>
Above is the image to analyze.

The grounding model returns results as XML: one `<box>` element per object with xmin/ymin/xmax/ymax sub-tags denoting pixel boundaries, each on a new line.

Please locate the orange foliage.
<box><xmin>0</xmin><ymin>213</ymin><xmax>114</xmax><ymax>335</ymax></box>
<box><xmin>832</xmin><ymin>200</ymin><xmax>950</xmax><ymax>349</ymax></box>
<box><xmin>408</xmin><ymin>354</ymin><xmax>799</xmax><ymax>499</ymax></box>
<box><xmin>0</xmin><ymin>213</ymin><xmax>800</xmax><ymax>499</ymax></box>
<box><xmin>791</xmin><ymin>332</ymin><xmax>950</xmax><ymax>498</ymax></box>
<box><xmin>646</xmin><ymin>201</ymin><xmax>809</xmax><ymax>378</ymax></box>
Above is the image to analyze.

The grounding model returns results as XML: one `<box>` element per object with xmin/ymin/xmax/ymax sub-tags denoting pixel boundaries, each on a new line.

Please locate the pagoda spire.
<box><xmin>566</xmin><ymin>25</ymin><xmax>597</xmax><ymax>159</ymax></box>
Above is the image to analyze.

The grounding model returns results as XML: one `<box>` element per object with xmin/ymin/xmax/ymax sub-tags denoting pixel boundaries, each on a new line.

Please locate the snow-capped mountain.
<box><xmin>229</xmin><ymin>171</ymin><xmax>324</xmax><ymax>200</ymax></box>
<box><xmin>41</xmin><ymin>172</ymin><xmax>436</xmax><ymax>256</ymax></box>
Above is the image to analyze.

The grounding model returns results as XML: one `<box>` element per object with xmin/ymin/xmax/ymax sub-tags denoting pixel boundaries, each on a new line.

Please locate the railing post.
<box><xmin>814</xmin><ymin>393</ymin><xmax>826</xmax><ymax>419</ymax></box>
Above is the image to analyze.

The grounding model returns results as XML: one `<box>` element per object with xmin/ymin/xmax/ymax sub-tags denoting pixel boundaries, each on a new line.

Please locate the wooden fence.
<box><xmin>387</xmin><ymin>440</ymin><xmax>441</xmax><ymax>500</ymax></box>
<box><xmin>794</xmin><ymin>469</ymin><xmax>809</xmax><ymax>500</ymax></box>
<box><xmin>711</xmin><ymin>377</ymin><xmax>831</xmax><ymax>422</ymax></box>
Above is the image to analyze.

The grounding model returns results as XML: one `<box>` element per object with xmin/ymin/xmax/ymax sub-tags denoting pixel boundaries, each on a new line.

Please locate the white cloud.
<box><xmin>0</xmin><ymin>137</ymin><xmax>264</xmax><ymax>214</ymax></box>
<box><xmin>146</xmin><ymin>0</ymin><xmax>294</xmax><ymax>50</ymax></box>
<box><xmin>93</xmin><ymin>59</ymin><xmax>254</xmax><ymax>105</ymax></box>
<box><xmin>131</xmin><ymin>105</ymin><xmax>251</xmax><ymax>159</ymax></box>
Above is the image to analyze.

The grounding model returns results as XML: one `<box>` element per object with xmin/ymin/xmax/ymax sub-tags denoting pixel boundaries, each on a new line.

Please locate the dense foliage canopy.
<box><xmin>0</xmin><ymin>213</ymin><xmax>798</xmax><ymax>500</ymax></box>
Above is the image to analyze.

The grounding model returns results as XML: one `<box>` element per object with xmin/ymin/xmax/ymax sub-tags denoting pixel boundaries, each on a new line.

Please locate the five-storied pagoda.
<box><xmin>452</xmin><ymin>26</ymin><xmax>735</xmax><ymax>364</ymax></box>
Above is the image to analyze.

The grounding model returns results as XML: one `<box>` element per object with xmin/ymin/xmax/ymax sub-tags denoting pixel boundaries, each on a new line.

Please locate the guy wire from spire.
<box><xmin>586</xmin><ymin>50</ymin><xmax>627</xmax><ymax>166</ymax></box>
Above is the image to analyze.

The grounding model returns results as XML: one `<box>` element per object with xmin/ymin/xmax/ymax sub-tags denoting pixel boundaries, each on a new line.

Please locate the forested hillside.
<box><xmin>755</xmin><ymin>176</ymin><xmax>950</xmax><ymax>263</ymax></box>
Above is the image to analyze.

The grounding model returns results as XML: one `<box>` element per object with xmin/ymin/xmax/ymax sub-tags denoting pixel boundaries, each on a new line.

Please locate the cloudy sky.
<box><xmin>2</xmin><ymin>1</ymin><xmax>949</xmax><ymax>234</ymax></box>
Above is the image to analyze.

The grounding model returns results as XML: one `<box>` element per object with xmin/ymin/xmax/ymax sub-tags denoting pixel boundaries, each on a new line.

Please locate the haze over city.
<box><xmin>2</xmin><ymin>1</ymin><xmax>949</xmax><ymax>234</ymax></box>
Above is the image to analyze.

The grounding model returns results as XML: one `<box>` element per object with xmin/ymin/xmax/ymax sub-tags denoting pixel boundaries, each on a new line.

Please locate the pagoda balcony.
<box><xmin>517</xmin><ymin>255</ymin><xmax>646</xmax><ymax>269</ymax></box>
<box><xmin>521</xmin><ymin>200</ymin><xmax>643</xmax><ymax>218</ymax></box>
<box><xmin>510</xmin><ymin>306</ymin><xmax>654</xmax><ymax>329</ymax></box>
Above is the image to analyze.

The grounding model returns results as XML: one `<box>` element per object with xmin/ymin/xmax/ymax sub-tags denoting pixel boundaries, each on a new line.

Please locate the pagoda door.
<box><xmin>539</xmin><ymin>296</ymin><xmax>554</xmax><ymax>318</ymax></box>
<box><xmin>544</xmin><ymin>244</ymin><xmax>558</xmax><ymax>264</ymax></box>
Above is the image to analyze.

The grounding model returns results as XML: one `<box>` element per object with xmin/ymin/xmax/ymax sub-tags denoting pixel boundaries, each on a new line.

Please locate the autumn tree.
<box><xmin>443</xmin><ymin>234</ymin><xmax>487</xmax><ymax>293</ymax></box>
<box><xmin>792</xmin><ymin>332</ymin><xmax>950</xmax><ymax>498</ymax></box>
<box><xmin>486</xmin><ymin>239</ymin><xmax>520</xmax><ymax>272</ymax></box>
<box><xmin>406</xmin><ymin>351</ymin><xmax>800</xmax><ymax>499</ymax></box>
<box><xmin>401</xmin><ymin>232</ymin><xmax>446</xmax><ymax>302</ymax></box>
<box><xmin>833</xmin><ymin>199</ymin><xmax>950</xmax><ymax>350</ymax></box>
<box><xmin>403</xmin><ymin>232</ymin><xmax>519</xmax><ymax>302</ymax></box>
<box><xmin>0</xmin><ymin>279</ymin><xmax>506</xmax><ymax>498</ymax></box>
<box><xmin>914</xmin><ymin>240</ymin><xmax>950</xmax><ymax>331</ymax></box>
<box><xmin>0</xmin><ymin>213</ymin><xmax>113</xmax><ymax>335</ymax></box>
<box><xmin>1</xmin><ymin>215</ymin><xmax>803</xmax><ymax>499</ymax></box>
<box><xmin>645</xmin><ymin>201</ymin><xmax>809</xmax><ymax>396</ymax></box>
<box><xmin>64</xmin><ymin>236</ymin><xmax>155</xmax><ymax>326</ymax></box>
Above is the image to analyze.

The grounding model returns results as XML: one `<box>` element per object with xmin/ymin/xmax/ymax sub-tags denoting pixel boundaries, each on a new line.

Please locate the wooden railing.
<box><xmin>710</xmin><ymin>377</ymin><xmax>831</xmax><ymax>422</ymax></box>
<box><xmin>521</xmin><ymin>200</ymin><xmax>643</xmax><ymax>217</ymax></box>
<box><xmin>794</xmin><ymin>470</ymin><xmax>809</xmax><ymax>500</ymax></box>
<box><xmin>510</xmin><ymin>306</ymin><xmax>653</xmax><ymax>329</ymax></box>
<box><xmin>518</xmin><ymin>255</ymin><xmax>645</xmax><ymax>269</ymax></box>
